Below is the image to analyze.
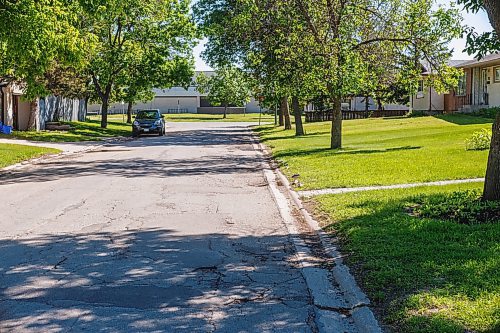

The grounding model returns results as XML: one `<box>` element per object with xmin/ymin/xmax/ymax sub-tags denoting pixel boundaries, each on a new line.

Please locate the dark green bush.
<box><xmin>467</xmin><ymin>107</ymin><xmax>500</xmax><ymax>119</ymax></box>
<box><xmin>409</xmin><ymin>190</ymin><xmax>500</xmax><ymax>225</ymax></box>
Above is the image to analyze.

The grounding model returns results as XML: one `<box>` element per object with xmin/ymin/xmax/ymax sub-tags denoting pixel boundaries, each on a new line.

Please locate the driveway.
<box><xmin>0</xmin><ymin>122</ymin><xmax>317</xmax><ymax>332</ymax></box>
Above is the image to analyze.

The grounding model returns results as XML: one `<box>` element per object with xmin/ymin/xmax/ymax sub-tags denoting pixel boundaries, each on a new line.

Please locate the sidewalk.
<box><xmin>0</xmin><ymin>138</ymin><xmax>100</xmax><ymax>154</ymax></box>
<box><xmin>298</xmin><ymin>178</ymin><xmax>485</xmax><ymax>198</ymax></box>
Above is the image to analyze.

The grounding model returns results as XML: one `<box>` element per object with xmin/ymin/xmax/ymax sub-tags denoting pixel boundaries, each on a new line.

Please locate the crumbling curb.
<box><xmin>250</xmin><ymin>133</ymin><xmax>382</xmax><ymax>333</ymax></box>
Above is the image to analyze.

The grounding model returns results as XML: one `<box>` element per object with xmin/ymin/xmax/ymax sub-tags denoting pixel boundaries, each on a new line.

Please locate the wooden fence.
<box><xmin>305</xmin><ymin>109</ymin><xmax>409</xmax><ymax>123</ymax></box>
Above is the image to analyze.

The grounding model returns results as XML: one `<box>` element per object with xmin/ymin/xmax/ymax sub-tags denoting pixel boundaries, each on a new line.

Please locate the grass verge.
<box><xmin>0</xmin><ymin>120</ymin><xmax>130</xmax><ymax>142</ymax></box>
<box><xmin>0</xmin><ymin>143</ymin><xmax>60</xmax><ymax>168</ymax></box>
<box><xmin>312</xmin><ymin>183</ymin><xmax>499</xmax><ymax>333</ymax></box>
<box><xmin>256</xmin><ymin>114</ymin><xmax>491</xmax><ymax>190</ymax></box>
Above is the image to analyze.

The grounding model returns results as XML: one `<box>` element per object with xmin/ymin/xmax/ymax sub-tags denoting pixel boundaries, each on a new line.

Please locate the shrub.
<box><xmin>468</xmin><ymin>107</ymin><xmax>500</xmax><ymax>119</ymax></box>
<box><xmin>407</xmin><ymin>110</ymin><xmax>427</xmax><ymax>118</ymax></box>
<box><xmin>409</xmin><ymin>190</ymin><xmax>500</xmax><ymax>225</ymax></box>
<box><xmin>465</xmin><ymin>129</ymin><xmax>492</xmax><ymax>151</ymax></box>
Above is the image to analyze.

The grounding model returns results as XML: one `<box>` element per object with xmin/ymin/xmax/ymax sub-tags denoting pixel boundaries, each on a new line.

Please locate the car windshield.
<box><xmin>136</xmin><ymin>111</ymin><xmax>159</xmax><ymax>119</ymax></box>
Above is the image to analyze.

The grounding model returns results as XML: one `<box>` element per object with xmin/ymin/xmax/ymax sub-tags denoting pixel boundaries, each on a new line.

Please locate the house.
<box><xmin>412</xmin><ymin>54</ymin><xmax>500</xmax><ymax>113</ymax></box>
<box><xmin>88</xmin><ymin>71</ymin><xmax>265</xmax><ymax>115</ymax></box>
<box><xmin>0</xmin><ymin>82</ymin><xmax>33</xmax><ymax>130</ymax></box>
<box><xmin>0</xmin><ymin>81</ymin><xmax>86</xmax><ymax>131</ymax></box>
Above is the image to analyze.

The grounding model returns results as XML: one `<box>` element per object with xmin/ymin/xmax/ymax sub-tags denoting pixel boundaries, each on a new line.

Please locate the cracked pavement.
<box><xmin>0</xmin><ymin>122</ymin><xmax>320</xmax><ymax>332</ymax></box>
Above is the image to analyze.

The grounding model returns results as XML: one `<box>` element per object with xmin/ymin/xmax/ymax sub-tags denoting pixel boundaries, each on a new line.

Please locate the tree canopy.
<box><xmin>76</xmin><ymin>0</ymin><xmax>196</xmax><ymax>128</ymax></box>
<box><xmin>196</xmin><ymin>0</ymin><xmax>463</xmax><ymax>148</ymax></box>
<box><xmin>196</xmin><ymin>67</ymin><xmax>252</xmax><ymax>119</ymax></box>
<box><xmin>0</xmin><ymin>0</ymin><xmax>85</xmax><ymax>98</ymax></box>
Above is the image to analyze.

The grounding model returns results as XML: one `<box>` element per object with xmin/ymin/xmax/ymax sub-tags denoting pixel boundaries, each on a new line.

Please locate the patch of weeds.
<box><xmin>466</xmin><ymin>129</ymin><xmax>492</xmax><ymax>151</ymax></box>
<box><xmin>408</xmin><ymin>190</ymin><xmax>500</xmax><ymax>225</ymax></box>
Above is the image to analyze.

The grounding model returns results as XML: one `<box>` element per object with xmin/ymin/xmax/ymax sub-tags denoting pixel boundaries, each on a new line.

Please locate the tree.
<box><xmin>0</xmin><ymin>0</ymin><xmax>85</xmax><ymax>130</ymax></box>
<box><xmin>195</xmin><ymin>0</ymin><xmax>322</xmax><ymax>135</ymax></box>
<box><xmin>78</xmin><ymin>0</ymin><xmax>195</xmax><ymax>128</ymax></box>
<box><xmin>196</xmin><ymin>0</ymin><xmax>461</xmax><ymax>146</ymax></box>
<box><xmin>0</xmin><ymin>0</ymin><xmax>84</xmax><ymax>97</ymax></box>
<box><xmin>459</xmin><ymin>0</ymin><xmax>500</xmax><ymax>201</ymax></box>
<box><xmin>196</xmin><ymin>67</ymin><xmax>252</xmax><ymax>119</ymax></box>
<box><xmin>293</xmin><ymin>0</ymin><xmax>462</xmax><ymax>149</ymax></box>
<box><xmin>116</xmin><ymin>56</ymin><xmax>193</xmax><ymax>124</ymax></box>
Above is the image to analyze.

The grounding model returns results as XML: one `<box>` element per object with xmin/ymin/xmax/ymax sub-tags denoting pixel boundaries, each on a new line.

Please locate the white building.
<box><xmin>88</xmin><ymin>71</ymin><xmax>264</xmax><ymax>115</ymax></box>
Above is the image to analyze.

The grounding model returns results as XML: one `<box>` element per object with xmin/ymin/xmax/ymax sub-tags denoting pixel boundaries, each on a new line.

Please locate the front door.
<box><xmin>13</xmin><ymin>95</ymin><xmax>19</xmax><ymax>130</ymax></box>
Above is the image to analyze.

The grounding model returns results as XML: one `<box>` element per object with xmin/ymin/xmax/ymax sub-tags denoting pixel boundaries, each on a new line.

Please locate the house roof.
<box><xmin>420</xmin><ymin>55</ymin><xmax>500</xmax><ymax>74</ymax></box>
<box><xmin>421</xmin><ymin>59</ymin><xmax>469</xmax><ymax>74</ymax></box>
<box><xmin>458</xmin><ymin>53</ymin><xmax>500</xmax><ymax>68</ymax></box>
<box><xmin>449</xmin><ymin>60</ymin><xmax>471</xmax><ymax>68</ymax></box>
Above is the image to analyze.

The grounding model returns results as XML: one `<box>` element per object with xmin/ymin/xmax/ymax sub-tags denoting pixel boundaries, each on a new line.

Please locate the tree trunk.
<box><xmin>292</xmin><ymin>96</ymin><xmax>304</xmax><ymax>136</ymax></box>
<box><xmin>53</xmin><ymin>96</ymin><xmax>61</xmax><ymax>122</ymax></box>
<box><xmin>331</xmin><ymin>98</ymin><xmax>342</xmax><ymax>149</ymax></box>
<box><xmin>127</xmin><ymin>101</ymin><xmax>133</xmax><ymax>124</ymax></box>
<box><xmin>483</xmin><ymin>113</ymin><xmax>500</xmax><ymax>201</ymax></box>
<box><xmin>377</xmin><ymin>97</ymin><xmax>383</xmax><ymax>112</ymax></box>
<box><xmin>223</xmin><ymin>104</ymin><xmax>227</xmax><ymax>119</ymax></box>
<box><xmin>365</xmin><ymin>96</ymin><xmax>369</xmax><ymax>113</ymax></box>
<box><xmin>281</xmin><ymin>97</ymin><xmax>292</xmax><ymax>130</ymax></box>
<box><xmin>101</xmin><ymin>95</ymin><xmax>109</xmax><ymax>129</ymax></box>
<box><xmin>28</xmin><ymin>99</ymin><xmax>39</xmax><ymax>131</ymax></box>
<box><xmin>274</xmin><ymin>104</ymin><xmax>278</xmax><ymax>126</ymax></box>
<box><xmin>82</xmin><ymin>95</ymin><xmax>90</xmax><ymax>121</ymax></box>
<box><xmin>279</xmin><ymin>99</ymin><xmax>284</xmax><ymax>126</ymax></box>
<box><xmin>483</xmin><ymin>1</ymin><xmax>500</xmax><ymax>36</ymax></box>
<box><xmin>475</xmin><ymin>2</ymin><xmax>500</xmax><ymax>200</ymax></box>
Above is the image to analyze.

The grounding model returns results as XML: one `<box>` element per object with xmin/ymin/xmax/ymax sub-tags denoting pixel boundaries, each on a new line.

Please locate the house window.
<box><xmin>416</xmin><ymin>80</ymin><xmax>425</xmax><ymax>99</ymax></box>
<box><xmin>417</xmin><ymin>80</ymin><xmax>424</xmax><ymax>93</ymax></box>
<box><xmin>456</xmin><ymin>73</ymin><xmax>467</xmax><ymax>96</ymax></box>
<box><xmin>494</xmin><ymin>67</ymin><xmax>500</xmax><ymax>83</ymax></box>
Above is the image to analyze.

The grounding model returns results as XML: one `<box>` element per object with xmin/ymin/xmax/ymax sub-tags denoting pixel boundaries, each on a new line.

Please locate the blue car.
<box><xmin>132</xmin><ymin>110</ymin><xmax>166</xmax><ymax>137</ymax></box>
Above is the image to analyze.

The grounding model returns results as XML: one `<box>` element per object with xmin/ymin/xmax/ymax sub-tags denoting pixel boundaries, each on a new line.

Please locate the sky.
<box><xmin>193</xmin><ymin>1</ymin><xmax>494</xmax><ymax>71</ymax></box>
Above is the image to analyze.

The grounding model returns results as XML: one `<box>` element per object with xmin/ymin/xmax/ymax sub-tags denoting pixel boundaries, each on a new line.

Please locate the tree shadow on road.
<box><xmin>0</xmin><ymin>127</ymin><xmax>271</xmax><ymax>186</ymax></box>
<box><xmin>0</xmin><ymin>229</ymin><xmax>315</xmax><ymax>332</ymax></box>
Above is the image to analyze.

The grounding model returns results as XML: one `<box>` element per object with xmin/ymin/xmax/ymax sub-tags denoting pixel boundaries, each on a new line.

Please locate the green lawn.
<box><xmin>89</xmin><ymin>113</ymin><xmax>275</xmax><ymax>123</ymax></box>
<box><xmin>0</xmin><ymin>143</ymin><xmax>61</xmax><ymax>168</ymax></box>
<box><xmin>256</xmin><ymin>115</ymin><xmax>491</xmax><ymax>190</ymax></box>
<box><xmin>313</xmin><ymin>183</ymin><xmax>499</xmax><ymax>333</ymax></box>
<box><xmin>0</xmin><ymin>120</ymin><xmax>131</xmax><ymax>142</ymax></box>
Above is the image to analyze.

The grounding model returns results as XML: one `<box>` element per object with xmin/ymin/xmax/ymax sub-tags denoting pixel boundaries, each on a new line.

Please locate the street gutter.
<box><xmin>250</xmin><ymin>130</ymin><xmax>382</xmax><ymax>333</ymax></box>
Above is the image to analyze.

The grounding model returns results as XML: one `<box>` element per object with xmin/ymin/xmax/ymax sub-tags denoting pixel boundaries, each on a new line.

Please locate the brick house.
<box><xmin>412</xmin><ymin>54</ymin><xmax>500</xmax><ymax>113</ymax></box>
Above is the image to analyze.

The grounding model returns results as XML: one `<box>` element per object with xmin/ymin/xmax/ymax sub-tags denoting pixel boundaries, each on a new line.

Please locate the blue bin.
<box><xmin>2</xmin><ymin>125</ymin><xmax>12</xmax><ymax>135</ymax></box>
<box><xmin>0</xmin><ymin>122</ymin><xmax>3</xmax><ymax>133</ymax></box>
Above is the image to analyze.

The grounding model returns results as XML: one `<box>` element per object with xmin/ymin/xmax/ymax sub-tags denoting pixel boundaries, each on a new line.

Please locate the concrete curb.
<box><xmin>249</xmin><ymin>132</ymin><xmax>382</xmax><ymax>333</ymax></box>
<box><xmin>0</xmin><ymin>136</ymin><xmax>135</xmax><ymax>173</ymax></box>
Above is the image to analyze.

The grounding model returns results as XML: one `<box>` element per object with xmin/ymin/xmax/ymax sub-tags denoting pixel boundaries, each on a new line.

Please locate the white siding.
<box><xmin>412</xmin><ymin>87</ymin><xmax>445</xmax><ymax>111</ymax></box>
<box><xmin>245</xmin><ymin>98</ymin><xmax>263</xmax><ymax>113</ymax></box>
<box><xmin>484</xmin><ymin>66</ymin><xmax>500</xmax><ymax>107</ymax></box>
<box><xmin>89</xmin><ymin>97</ymin><xmax>200</xmax><ymax>114</ymax></box>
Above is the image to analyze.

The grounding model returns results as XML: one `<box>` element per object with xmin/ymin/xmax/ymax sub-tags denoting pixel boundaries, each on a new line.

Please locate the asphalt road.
<box><xmin>0</xmin><ymin>122</ymin><xmax>317</xmax><ymax>332</ymax></box>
